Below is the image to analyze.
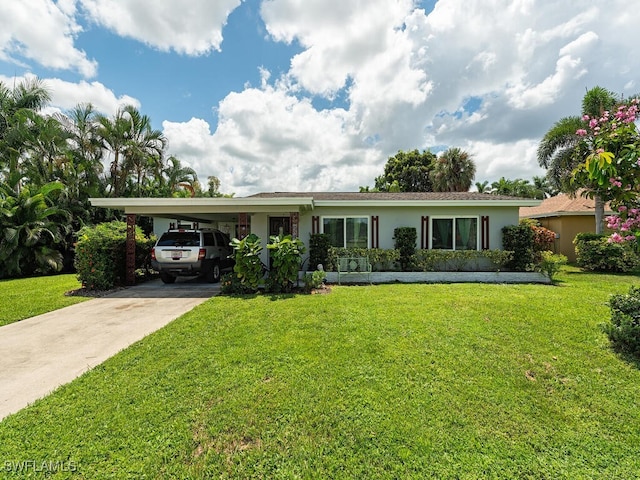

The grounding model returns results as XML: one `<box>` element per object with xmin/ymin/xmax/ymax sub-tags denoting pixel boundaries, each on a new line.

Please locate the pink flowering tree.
<box><xmin>573</xmin><ymin>98</ymin><xmax>640</xmax><ymax>244</ymax></box>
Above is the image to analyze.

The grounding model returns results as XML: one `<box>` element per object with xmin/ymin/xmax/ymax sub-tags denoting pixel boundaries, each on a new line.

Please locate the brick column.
<box><xmin>290</xmin><ymin>212</ymin><xmax>299</xmax><ymax>239</ymax></box>
<box><xmin>238</xmin><ymin>213</ymin><xmax>249</xmax><ymax>239</ymax></box>
<box><xmin>126</xmin><ymin>214</ymin><xmax>136</xmax><ymax>286</ymax></box>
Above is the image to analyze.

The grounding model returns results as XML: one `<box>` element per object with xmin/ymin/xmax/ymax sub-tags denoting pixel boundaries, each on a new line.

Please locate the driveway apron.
<box><xmin>0</xmin><ymin>278</ymin><xmax>219</xmax><ymax>421</ymax></box>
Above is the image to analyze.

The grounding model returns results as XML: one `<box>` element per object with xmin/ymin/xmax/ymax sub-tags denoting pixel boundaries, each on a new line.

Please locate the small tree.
<box><xmin>374</xmin><ymin>149</ymin><xmax>436</xmax><ymax>192</ymax></box>
<box><xmin>572</xmin><ymin>97</ymin><xmax>640</xmax><ymax>239</ymax></box>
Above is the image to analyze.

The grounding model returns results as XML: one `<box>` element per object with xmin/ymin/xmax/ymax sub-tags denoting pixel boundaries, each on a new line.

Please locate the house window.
<box><xmin>431</xmin><ymin>217</ymin><xmax>479</xmax><ymax>250</ymax></box>
<box><xmin>322</xmin><ymin>217</ymin><xmax>369</xmax><ymax>248</ymax></box>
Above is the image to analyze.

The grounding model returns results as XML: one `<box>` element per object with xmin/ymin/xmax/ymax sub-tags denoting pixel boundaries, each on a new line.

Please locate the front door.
<box><xmin>269</xmin><ymin>216</ymin><xmax>291</xmax><ymax>238</ymax></box>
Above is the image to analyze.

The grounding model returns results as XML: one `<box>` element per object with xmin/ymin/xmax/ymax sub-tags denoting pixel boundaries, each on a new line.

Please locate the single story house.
<box><xmin>519</xmin><ymin>193</ymin><xmax>613</xmax><ymax>262</ymax></box>
<box><xmin>91</xmin><ymin>192</ymin><xmax>540</xmax><ymax>283</ymax></box>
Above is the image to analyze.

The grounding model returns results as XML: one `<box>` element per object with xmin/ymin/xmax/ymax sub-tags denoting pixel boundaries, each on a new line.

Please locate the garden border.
<box><xmin>319</xmin><ymin>271</ymin><xmax>551</xmax><ymax>285</ymax></box>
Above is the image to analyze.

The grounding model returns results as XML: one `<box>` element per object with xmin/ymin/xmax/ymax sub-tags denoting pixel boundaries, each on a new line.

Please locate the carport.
<box><xmin>89</xmin><ymin>197</ymin><xmax>314</xmax><ymax>285</ymax></box>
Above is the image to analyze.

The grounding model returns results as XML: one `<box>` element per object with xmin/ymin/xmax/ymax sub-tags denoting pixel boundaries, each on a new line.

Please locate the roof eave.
<box><xmin>315</xmin><ymin>199</ymin><xmax>542</xmax><ymax>207</ymax></box>
<box><xmin>89</xmin><ymin>197</ymin><xmax>315</xmax><ymax>214</ymax></box>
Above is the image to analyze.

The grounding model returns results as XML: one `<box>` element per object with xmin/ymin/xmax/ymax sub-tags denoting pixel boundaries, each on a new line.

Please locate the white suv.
<box><xmin>151</xmin><ymin>229</ymin><xmax>234</xmax><ymax>284</ymax></box>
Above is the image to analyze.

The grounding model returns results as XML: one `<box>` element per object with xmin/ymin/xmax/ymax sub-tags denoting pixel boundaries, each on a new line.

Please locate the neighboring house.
<box><xmin>91</xmin><ymin>192</ymin><xmax>539</xmax><ymax>272</ymax></box>
<box><xmin>520</xmin><ymin>193</ymin><xmax>613</xmax><ymax>262</ymax></box>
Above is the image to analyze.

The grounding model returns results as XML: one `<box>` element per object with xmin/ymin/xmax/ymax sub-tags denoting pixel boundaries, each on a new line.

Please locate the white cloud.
<box><xmin>160</xmin><ymin>0</ymin><xmax>640</xmax><ymax>195</ymax></box>
<box><xmin>163</xmin><ymin>84</ymin><xmax>381</xmax><ymax>196</ymax></box>
<box><xmin>80</xmin><ymin>0</ymin><xmax>242</xmax><ymax>55</ymax></box>
<box><xmin>0</xmin><ymin>0</ymin><xmax>97</xmax><ymax>77</ymax></box>
<box><xmin>0</xmin><ymin>74</ymin><xmax>140</xmax><ymax>116</ymax></box>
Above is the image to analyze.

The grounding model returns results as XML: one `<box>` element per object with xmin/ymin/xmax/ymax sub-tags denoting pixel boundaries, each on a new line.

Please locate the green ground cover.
<box><xmin>0</xmin><ymin>274</ymin><xmax>88</xmax><ymax>327</ymax></box>
<box><xmin>0</xmin><ymin>268</ymin><xmax>639</xmax><ymax>478</ymax></box>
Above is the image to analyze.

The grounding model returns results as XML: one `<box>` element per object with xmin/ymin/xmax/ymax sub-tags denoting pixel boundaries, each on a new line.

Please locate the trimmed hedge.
<box><xmin>393</xmin><ymin>227</ymin><xmax>417</xmax><ymax>271</ymax></box>
<box><xmin>308</xmin><ymin>233</ymin><xmax>331</xmax><ymax>271</ymax></box>
<box><xmin>327</xmin><ymin>247</ymin><xmax>512</xmax><ymax>272</ymax></box>
<box><xmin>75</xmin><ymin>221</ymin><xmax>155</xmax><ymax>290</ymax></box>
<box><xmin>412</xmin><ymin>249</ymin><xmax>513</xmax><ymax>272</ymax></box>
<box><xmin>327</xmin><ymin>248</ymin><xmax>400</xmax><ymax>272</ymax></box>
<box><xmin>502</xmin><ymin>224</ymin><xmax>535</xmax><ymax>271</ymax></box>
<box><xmin>574</xmin><ymin>233</ymin><xmax>639</xmax><ymax>273</ymax></box>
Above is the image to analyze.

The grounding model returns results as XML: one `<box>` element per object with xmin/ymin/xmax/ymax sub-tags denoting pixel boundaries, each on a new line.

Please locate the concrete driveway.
<box><xmin>0</xmin><ymin>278</ymin><xmax>220</xmax><ymax>421</ymax></box>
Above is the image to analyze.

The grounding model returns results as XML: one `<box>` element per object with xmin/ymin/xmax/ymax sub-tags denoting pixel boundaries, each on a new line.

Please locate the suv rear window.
<box><xmin>157</xmin><ymin>232</ymin><xmax>200</xmax><ymax>247</ymax></box>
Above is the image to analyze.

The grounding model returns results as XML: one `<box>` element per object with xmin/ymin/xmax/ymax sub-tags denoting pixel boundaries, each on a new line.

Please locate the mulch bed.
<box><xmin>65</xmin><ymin>286</ymin><xmax>125</xmax><ymax>298</ymax></box>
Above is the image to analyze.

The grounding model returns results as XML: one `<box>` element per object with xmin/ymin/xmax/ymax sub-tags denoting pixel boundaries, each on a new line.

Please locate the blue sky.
<box><xmin>0</xmin><ymin>0</ymin><xmax>637</xmax><ymax>196</ymax></box>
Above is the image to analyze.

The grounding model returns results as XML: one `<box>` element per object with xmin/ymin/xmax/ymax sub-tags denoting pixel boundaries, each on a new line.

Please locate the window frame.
<box><xmin>320</xmin><ymin>216</ymin><xmax>370</xmax><ymax>249</ymax></box>
<box><xmin>429</xmin><ymin>215</ymin><xmax>480</xmax><ymax>251</ymax></box>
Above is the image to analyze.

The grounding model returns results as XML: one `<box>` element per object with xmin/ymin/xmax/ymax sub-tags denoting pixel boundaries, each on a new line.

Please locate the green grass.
<box><xmin>0</xmin><ymin>274</ymin><xmax>89</xmax><ymax>327</ymax></box>
<box><xmin>1</xmin><ymin>268</ymin><xmax>639</xmax><ymax>478</ymax></box>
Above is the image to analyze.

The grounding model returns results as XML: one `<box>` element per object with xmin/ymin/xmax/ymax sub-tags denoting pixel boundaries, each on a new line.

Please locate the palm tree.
<box><xmin>61</xmin><ymin>103</ymin><xmax>104</xmax><ymax>197</ymax></box>
<box><xmin>474</xmin><ymin>180</ymin><xmax>490</xmax><ymax>193</ymax></box>
<box><xmin>537</xmin><ymin>86</ymin><xmax>619</xmax><ymax>232</ymax></box>
<box><xmin>159</xmin><ymin>156</ymin><xmax>198</xmax><ymax>197</ymax></box>
<box><xmin>0</xmin><ymin>77</ymin><xmax>51</xmax><ymax>183</ymax></box>
<box><xmin>19</xmin><ymin>110</ymin><xmax>71</xmax><ymax>185</ymax></box>
<box><xmin>431</xmin><ymin>147</ymin><xmax>476</xmax><ymax>192</ymax></box>
<box><xmin>0</xmin><ymin>181</ymin><xmax>70</xmax><ymax>277</ymax></box>
<box><xmin>120</xmin><ymin>106</ymin><xmax>166</xmax><ymax>196</ymax></box>
<box><xmin>532</xmin><ymin>175</ymin><xmax>556</xmax><ymax>199</ymax></box>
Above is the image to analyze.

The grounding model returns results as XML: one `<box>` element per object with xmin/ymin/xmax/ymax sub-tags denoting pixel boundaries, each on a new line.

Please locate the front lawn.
<box><xmin>0</xmin><ymin>274</ymin><xmax>88</xmax><ymax>327</ymax></box>
<box><xmin>1</xmin><ymin>269</ymin><xmax>639</xmax><ymax>478</ymax></box>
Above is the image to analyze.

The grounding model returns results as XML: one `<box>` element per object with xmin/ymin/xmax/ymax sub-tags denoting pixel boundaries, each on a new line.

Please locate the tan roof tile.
<box><xmin>248</xmin><ymin>191</ymin><xmax>529</xmax><ymax>201</ymax></box>
<box><xmin>520</xmin><ymin>192</ymin><xmax>613</xmax><ymax>217</ymax></box>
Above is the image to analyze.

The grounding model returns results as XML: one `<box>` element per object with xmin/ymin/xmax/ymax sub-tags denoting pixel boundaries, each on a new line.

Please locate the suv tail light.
<box><xmin>151</xmin><ymin>248</ymin><xmax>156</xmax><ymax>261</ymax></box>
<box><xmin>198</xmin><ymin>248</ymin><xmax>206</xmax><ymax>260</ymax></box>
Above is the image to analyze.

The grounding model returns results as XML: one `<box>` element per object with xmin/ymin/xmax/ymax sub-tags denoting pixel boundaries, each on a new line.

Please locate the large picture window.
<box><xmin>322</xmin><ymin>217</ymin><xmax>369</xmax><ymax>248</ymax></box>
<box><xmin>431</xmin><ymin>217</ymin><xmax>478</xmax><ymax>250</ymax></box>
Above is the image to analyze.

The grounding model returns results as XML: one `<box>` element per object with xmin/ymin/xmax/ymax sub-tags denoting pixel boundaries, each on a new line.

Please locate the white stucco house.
<box><xmin>91</xmin><ymin>192</ymin><xmax>540</xmax><ymax>273</ymax></box>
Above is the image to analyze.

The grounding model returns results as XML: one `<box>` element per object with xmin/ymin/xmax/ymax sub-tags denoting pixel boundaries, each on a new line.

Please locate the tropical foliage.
<box><xmin>0</xmin><ymin>182</ymin><xmax>70</xmax><ymax>278</ymax></box>
<box><xmin>0</xmin><ymin>77</ymin><xmax>227</xmax><ymax>279</ymax></box>
<box><xmin>367</xmin><ymin>147</ymin><xmax>476</xmax><ymax>192</ymax></box>
<box><xmin>373</xmin><ymin>149</ymin><xmax>436</xmax><ymax>192</ymax></box>
<box><xmin>430</xmin><ymin>147</ymin><xmax>476</xmax><ymax>192</ymax></box>
<box><xmin>266</xmin><ymin>235</ymin><xmax>306</xmax><ymax>293</ymax></box>
<box><xmin>571</xmin><ymin>98</ymin><xmax>640</xmax><ymax>242</ymax></box>
<box><xmin>486</xmin><ymin>176</ymin><xmax>555</xmax><ymax>199</ymax></box>
<box><xmin>74</xmin><ymin>221</ymin><xmax>155</xmax><ymax>290</ymax></box>
<box><xmin>537</xmin><ymin>86</ymin><xmax>622</xmax><ymax>232</ymax></box>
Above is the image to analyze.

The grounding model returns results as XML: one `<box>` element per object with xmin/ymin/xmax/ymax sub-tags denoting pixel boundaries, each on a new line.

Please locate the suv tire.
<box><xmin>206</xmin><ymin>261</ymin><xmax>221</xmax><ymax>283</ymax></box>
<box><xmin>160</xmin><ymin>271</ymin><xmax>176</xmax><ymax>284</ymax></box>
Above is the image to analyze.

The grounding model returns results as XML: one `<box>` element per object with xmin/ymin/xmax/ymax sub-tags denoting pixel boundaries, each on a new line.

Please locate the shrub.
<box><xmin>303</xmin><ymin>270</ymin><xmax>326</xmax><ymax>293</ymax></box>
<box><xmin>393</xmin><ymin>227</ymin><xmax>417</xmax><ymax>271</ymax></box>
<box><xmin>220</xmin><ymin>272</ymin><xmax>253</xmax><ymax>295</ymax></box>
<box><xmin>411</xmin><ymin>249</ymin><xmax>513</xmax><ymax>272</ymax></box>
<box><xmin>75</xmin><ymin>221</ymin><xmax>154</xmax><ymax>290</ymax></box>
<box><xmin>574</xmin><ymin>233</ymin><xmax>639</xmax><ymax>273</ymax></box>
<box><xmin>520</xmin><ymin>218</ymin><xmax>556</xmax><ymax>254</ymax></box>
<box><xmin>502</xmin><ymin>224</ymin><xmax>535</xmax><ymax>271</ymax></box>
<box><xmin>602</xmin><ymin>286</ymin><xmax>640</xmax><ymax>356</ymax></box>
<box><xmin>538</xmin><ymin>251</ymin><xmax>567</xmax><ymax>281</ymax></box>
<box><xmin>327</xmin><ymin>248</ymin><xmax>399</xmax><ymax>271</ymax></box>
<box><xmin>230</xmin><ymin>234</ymin><xmax>265</xmax><ymax>292</ymax></box>
<box><xmin>308</xmin><ymin>233</ymin><xmax>331</xmax><ymax>271</ymax></box>
<box><xmin>266</xmin><ymin>235</ymin><xmax>305</xmax><ymax>293</ymax></box>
